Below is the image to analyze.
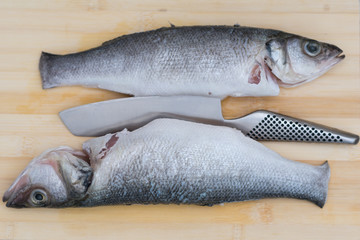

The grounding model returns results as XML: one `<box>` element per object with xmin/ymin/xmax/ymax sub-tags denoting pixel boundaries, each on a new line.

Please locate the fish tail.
<box><xmin>39</xmin><ymin>52</ymin><xmax>61</xmax><ymax>89</ymax></box>
<box><xmin>313</xmin><ymin>161</ymin><xmax>331</xmax><ymax>208</ymax></box>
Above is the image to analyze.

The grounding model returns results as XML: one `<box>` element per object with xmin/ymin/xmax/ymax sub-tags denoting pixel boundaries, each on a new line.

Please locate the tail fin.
<box><xmin>39</xmin><ymin>52</ymin><xmax>61</xmax><ymax>89</ymax></box>
<box><xmin>313</xmin><ymin>161</ymin><xmax>331</xmax><ymax>208</ymax></box>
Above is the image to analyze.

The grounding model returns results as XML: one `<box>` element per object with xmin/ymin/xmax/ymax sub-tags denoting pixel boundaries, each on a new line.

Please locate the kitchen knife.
<box><xmin>59</xmin><ymin>96</ymin><xmax>359</xmax><ymax>144</ymax></box>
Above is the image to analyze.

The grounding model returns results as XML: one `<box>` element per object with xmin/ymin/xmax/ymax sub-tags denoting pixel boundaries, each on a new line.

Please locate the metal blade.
<box><xmin>59</xmin><ymin>96</ymin><xmax>225</xmax><ymax>136</ymax></box>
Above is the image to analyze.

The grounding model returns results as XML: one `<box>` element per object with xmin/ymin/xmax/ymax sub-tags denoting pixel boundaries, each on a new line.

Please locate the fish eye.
<box><xmin>304</xmin><ymin>41</ymin><xmax>321</xmax><ymax>57</ymax></box>
<box><xmin>30</xmin><ymin>189</ymin><xmax>48</xmax><ymax>206</ymax></box>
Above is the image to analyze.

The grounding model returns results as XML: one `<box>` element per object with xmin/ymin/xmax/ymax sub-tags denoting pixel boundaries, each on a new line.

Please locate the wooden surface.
<box><xmin>0</xmin><ymin>0</ymin><xmax>359</xmax><ymax>239</ymax></box>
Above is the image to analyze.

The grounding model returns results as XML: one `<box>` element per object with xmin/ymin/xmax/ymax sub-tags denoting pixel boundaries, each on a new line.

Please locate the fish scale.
<box><xmin>79</xmin><ymin>119</ymin><xmax>330</xmax><ymax>207</ymax></box>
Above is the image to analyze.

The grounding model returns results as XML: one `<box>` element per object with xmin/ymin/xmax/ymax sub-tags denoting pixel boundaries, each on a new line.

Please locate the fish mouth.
<box><xmin>331</xmin><ymin>51</ymin><xmax>345</xmax><ymax>65</ymax></box>
<box><xmin>336</xmin><ymin>53</ymin><xmax>345</xmax><ymax>60</ymax></box>
<box><xmin>332</xmin><ymin>46</ymin><xmax>345</xmax><ymax>59</ymax></box>
<box><xmin>2</xmin><ymin>191</ymin><xmax>11</xmax><ymax>203</ymax></box>
<box><xmin>322</xmin><ymin>47</ymin><xmax>345</xmax><ymax>69</ymax></box>
<box><xmin>313</xmin><ymin>50</ymin><xmax>345</xmax><ymax>79</ymax></box>
<box><xmin>2</xmin><ymin>172</ymin><xmax>30</xmax><ymax>208</ymax></box>
<box><xmin>3</xmin><ymin>185</ymin><xmax>30</xmax><ymax>208</ymax></box>
<box><xmin>4</xmin><ymin>195</ymin><xmax>24</xmax><ymax>208</ymax></box>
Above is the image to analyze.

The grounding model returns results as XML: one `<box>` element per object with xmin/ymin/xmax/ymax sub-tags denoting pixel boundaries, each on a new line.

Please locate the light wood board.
<box><xmin>0</xmin><ymin>0</ymin><xmax>359</xmax><ymax>239</ymax></box>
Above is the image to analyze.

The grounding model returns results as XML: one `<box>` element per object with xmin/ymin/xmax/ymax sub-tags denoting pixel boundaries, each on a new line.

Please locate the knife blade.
<box><xmin>59</xmin><ymin>96</ymin><xmax>359</xmax><ymax>144</ymax></box>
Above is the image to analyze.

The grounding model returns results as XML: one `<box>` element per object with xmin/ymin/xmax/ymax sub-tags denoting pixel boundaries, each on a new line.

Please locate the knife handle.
<box><xmin>224</xmin><ymin>110</ymin><xmax>359</xmax><ymax>144</ymax></box>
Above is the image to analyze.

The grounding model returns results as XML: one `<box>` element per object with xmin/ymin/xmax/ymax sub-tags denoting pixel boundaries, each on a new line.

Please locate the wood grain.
<box><xmin>0</xmin><ymin>0</ymin><xmax>359</xmax><ymax>239</ymax></box>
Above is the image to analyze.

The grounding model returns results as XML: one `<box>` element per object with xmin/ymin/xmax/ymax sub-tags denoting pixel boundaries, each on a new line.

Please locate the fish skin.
<box><xmin>39</xmin><ymin>25</ymin><xmax>344</xmax><ymax>98</ymax></box>
<box><xmin>3</xmin><ymin>119</ymin><xmax>330</xmax><ymax>208</ymax></box>
<box><xmin>80</xmin><ymin>119</ymin><xmax>330</xmax><ymax>207</ymax></box>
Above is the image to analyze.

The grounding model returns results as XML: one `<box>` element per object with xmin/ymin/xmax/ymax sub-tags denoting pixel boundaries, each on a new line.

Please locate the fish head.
<box><xmin>264</xmin><ymin>36</ymin><xmax>345</xmax><ymax>87</ymax></box>
<box><xmin>3</xmin><ymin>146</ymin><xmax>93</xmax><ymax>208</ymax></box>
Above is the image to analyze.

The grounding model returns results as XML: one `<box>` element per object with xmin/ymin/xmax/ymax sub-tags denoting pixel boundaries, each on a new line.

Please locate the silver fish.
<box><xmin>3</xmin><ymin>119</ymin><xmax>330</xmax><ymax>208</ymax></box>
<box><xmin>40</xmin><ymin>25</ymin><xmax>344</xmax><ymax>98</ymax></box>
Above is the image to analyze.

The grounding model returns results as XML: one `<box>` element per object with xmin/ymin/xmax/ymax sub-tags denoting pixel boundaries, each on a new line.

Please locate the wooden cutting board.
<box><xmin>0</xmin><ymin>0</ymin><xmax>359</xmax><ymax>239</ymax></box>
